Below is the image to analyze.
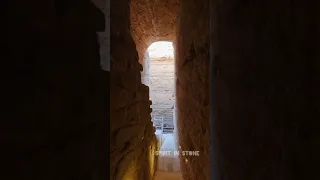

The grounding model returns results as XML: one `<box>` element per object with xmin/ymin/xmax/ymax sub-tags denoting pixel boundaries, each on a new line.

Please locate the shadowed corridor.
<box><xmin>3</xmin><ymin>0</ymin><xmax>320</xmax><ymax>180</ymax></box>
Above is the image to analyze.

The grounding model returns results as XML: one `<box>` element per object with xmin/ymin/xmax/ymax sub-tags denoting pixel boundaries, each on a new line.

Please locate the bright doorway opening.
<box><xmin>148</xmin><ymin>41</ymin><xmax>175</xmax><ymax>135</ymax></box>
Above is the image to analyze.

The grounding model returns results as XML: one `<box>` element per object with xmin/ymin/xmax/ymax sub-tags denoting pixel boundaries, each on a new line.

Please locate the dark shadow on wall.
<box><xmin>2</xmin><ymin>0</ymin><xmax>109</xmax><ymax>179</ymax></box>
<box><xmin>210</xmin><ymin>0</ymin><xmax>320</xmax><ymax>180</ymax></box>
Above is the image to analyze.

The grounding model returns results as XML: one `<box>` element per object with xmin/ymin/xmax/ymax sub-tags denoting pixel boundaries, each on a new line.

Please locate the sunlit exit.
<box><xmin>147</xmin><ymin>41</ymin><xmax>174</xmax><ymax>58</ymax></box>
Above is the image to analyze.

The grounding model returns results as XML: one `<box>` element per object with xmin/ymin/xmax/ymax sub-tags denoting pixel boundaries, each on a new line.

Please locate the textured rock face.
<box><xmin>211</xmin><ymin>0</ymin><xmax>320</xmax><ymax>180</ymax></box>
<box><xmin>130</xmin><ymin>0</ymin><xmax>179</xmax><ymax>63</ymax></box>
<box><xmin>110</xmin><ymin>1</ymin><xmax>159</xmax><ymax>180</ymax></box>
<box><xmin>176</xmin><ymin>0</ymin><xmax>210</xmax><ymax>179</ymax></box>
<box><xmin>130</xmin><ymin>0</ymin><xmax>211</xmax><ymax>179</ymax></box>
<box><xmin>3</xmin><ymin>0</ymin><xmax>108</xmax><ymax>179</ymax></box>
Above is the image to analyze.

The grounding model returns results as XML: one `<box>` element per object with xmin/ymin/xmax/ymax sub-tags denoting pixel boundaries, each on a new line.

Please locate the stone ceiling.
<box><xmin>130</xmin><ymin>0</ymin><xmax>179</xmax><ymax>64</ymax></box>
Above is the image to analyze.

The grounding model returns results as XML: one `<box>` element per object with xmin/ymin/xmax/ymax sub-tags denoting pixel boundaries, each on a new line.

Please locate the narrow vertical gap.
<box><xmin>147</xmin><ymin>41</ymin><xmax>175</xmax><ymax>136</ymax></box>
<box><xmin>141</xmin><ymin>41</ymin><xmax>182</xmax><ymax>175</ymax></box>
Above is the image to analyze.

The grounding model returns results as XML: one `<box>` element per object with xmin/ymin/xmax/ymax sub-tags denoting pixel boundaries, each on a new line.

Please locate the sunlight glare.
<box><xmin>147</xmin><ymin>41</ymin><xmax>174</xmax><ymax>58</ymax></box>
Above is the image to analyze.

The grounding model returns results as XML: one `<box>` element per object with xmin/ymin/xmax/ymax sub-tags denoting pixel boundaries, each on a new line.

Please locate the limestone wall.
<box><xmin>130</xmin><ymin>0</ymin><xmax>179</xmax><ymax>63</ymax></box>
<box><xmin>110</xmin><ymin>1</ymin><xmax>159</xmax><ymax>180</ymax></box>
<box><xmin>176</xmin><ymin>0</ymin><xmax>211</xmax><ymax>179</ymax></box>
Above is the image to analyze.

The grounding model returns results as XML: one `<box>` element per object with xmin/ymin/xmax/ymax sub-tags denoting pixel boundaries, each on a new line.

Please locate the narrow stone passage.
<box><xmin>147</xmin><ymin>42</ymin><xmax>182</xmax><ymax>179</ymax></box>
<box><xmin>4</xmin><ymin>0</ymin><xmax>320</xmax><ymax>180</ymax></box>
<box><xmin>153</xmin><ymin>133</ymin><xmax>182</xmax><ymax>180</ymax></box>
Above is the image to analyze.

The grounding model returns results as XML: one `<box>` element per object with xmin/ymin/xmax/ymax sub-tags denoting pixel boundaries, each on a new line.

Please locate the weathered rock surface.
<box><xmin>111</xmin><ymin>1</ymin><xmax>159</xmax><ymax>179</ymax></box>
<box><xmin>176</xmin><ymin>0</ymin><xmax>210</xmax><ymax>179</ymax></box>
<box><xmin>130</xmin><ymin>0</ymin><xmax>180</xmax><ymax>63</ymax></box>
<box><xmin>130</xmin><ymin>0</ymin><xmax>210</xmax><ymax>179</ymax></box>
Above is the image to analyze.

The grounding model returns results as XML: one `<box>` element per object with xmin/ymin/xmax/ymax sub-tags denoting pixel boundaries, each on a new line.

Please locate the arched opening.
<box><xmin>147</xmin><ymin>42</ymin><xmax>175</xmax><ymax>132</ymax></box>
<box><xmin>141</xmin><ymin>41</ymin><xmax>176</xmax><ymax>136</ymax></box>
<box><xmin>116</xmin><ymin>0</ymin><xmax>210</xmax><ymax>179</ymax></box>
<box><xmin>144</xmin><ymin>41</ymin><xmax>182</xmax><ymax>178</ymax></box>
<box><xmin>144</xmin><ymin>41</ymin><xmax>175</xmax><ymax>134</ymax></box>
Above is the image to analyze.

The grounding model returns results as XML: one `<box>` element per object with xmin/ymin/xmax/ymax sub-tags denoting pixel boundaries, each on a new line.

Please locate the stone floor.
<box><xmin>154</xmin><ymin>132</ymin><xmax>183</xmax><ymax>180</ymax></box>
<box><xmin>153</xmin><ymin>171</ymin><xmax>183</xmax><ymax>180</ymax></box>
